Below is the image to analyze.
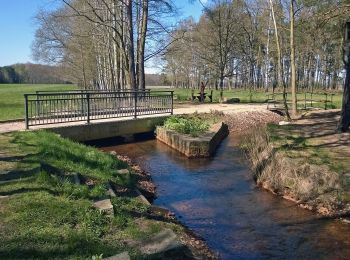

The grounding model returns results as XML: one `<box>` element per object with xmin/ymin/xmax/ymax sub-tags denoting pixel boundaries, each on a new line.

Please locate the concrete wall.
<box><xmin>49</xmin><ymin>116</ymin><xmax>168</xmax><ymax>141</ymax></box>
<box><xmin>156</xmin><ymin>122</ymin><xmax>229</xmax><ymax>158</ymax></box>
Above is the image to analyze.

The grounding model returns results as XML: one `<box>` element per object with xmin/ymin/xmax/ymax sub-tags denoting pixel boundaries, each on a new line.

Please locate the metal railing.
<box><xmin>266</xmin><ymin>92</ymin><xmax>335</xmax><ymax>110</ymax></box>
<box><xmin>24</xmin><ymin>90</ymin><xmax>173</xmax><ymax>129</ymax></box>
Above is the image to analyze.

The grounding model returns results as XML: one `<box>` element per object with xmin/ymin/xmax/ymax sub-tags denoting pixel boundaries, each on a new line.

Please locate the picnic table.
<box><xmin>191</xmin><ymin>90</ymin><xmax>213</xmax><ymax>102</ymax></box>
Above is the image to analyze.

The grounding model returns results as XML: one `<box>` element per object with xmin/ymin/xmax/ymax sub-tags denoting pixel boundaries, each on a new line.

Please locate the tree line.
<box><xmin>0</xmin><ymin>63</ymin><xmax>69</xmax><ymax>84</ymax></box>
<box><xmin>163</xmin><ymin>0</ymin><xmax>349</xmax><ymax>95</ymax></box>
<box><xmin>33</xmin><ymin>0</ymin><xmax>175</xmax><ymax>90</ymax></box>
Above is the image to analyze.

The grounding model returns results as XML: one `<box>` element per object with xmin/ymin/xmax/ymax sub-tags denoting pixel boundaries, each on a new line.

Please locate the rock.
<box><xmin>106</xmin><ymin>183</ymin><xmax>116</xmax><ymax>197</ymax></box>
<box><xmin>279</xmin><ymin>121</ymin><xmax>290</xmax><ymax>125</ymax></box>
<box><xmin>104</xmin><ymin>252</ymin><xmax>130</xmax><ymax>260</ymax></box>
<box><xmin>226</xmin><ymin>98</ymin><xmax>240</xmax><ymax>103</ymax></box>
<box><xmin>117</xmin><ymin>169</ymin><xmax>129</xmax><ymax>175</ymax></box>
<box><xmin>149</xmin><ymin>205</ymin><xmax>174</xmax><ymax>218</ymax></box>
<box><xmin>139</xmin><ymin>229</ymin><xmax>183</xmax><ymax>255</ymax></box>
<box><xmin>109</xmin><ymin>151</ymin><xmax>117</xmax><ymax>156</ymax></box>
<box><xmin>93</xmin><ymin>199</ymin><xmax>114</xmax><ymax>215</ymax></box>
<box><xmin>135</xmin><ymin>189</ymin><xmax>151</xmax><ymax>205</ymax></box>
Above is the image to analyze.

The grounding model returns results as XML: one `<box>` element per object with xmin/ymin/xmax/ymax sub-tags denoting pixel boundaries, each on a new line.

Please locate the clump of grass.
<box><xmin>163</xmin><ymin>115</ymin><xmax>210</xmax><ymax>137</ymax></box>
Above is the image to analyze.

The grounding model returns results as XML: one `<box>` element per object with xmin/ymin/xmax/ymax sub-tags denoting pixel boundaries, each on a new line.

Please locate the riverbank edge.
<box><xmin>239</xmin><ymin>126</ymin><xmax>350</xmax><ymax>220</ymax></box>
<box><xmin>114</xmin><ymin>154</ymin><xmax>219</xmax><ymax>259</ymax></box>
<box><xmin>155</xmin><ymin>122</ymin><xmax>229</xmax><ymax>158</ymax></box>
<box><xmin>0</xmin><ymin>130</ymin><xmax>218</xmax><ymax>259</ymax></box>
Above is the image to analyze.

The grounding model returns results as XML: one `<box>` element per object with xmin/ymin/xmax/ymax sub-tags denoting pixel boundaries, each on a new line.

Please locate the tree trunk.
<box><xmin>337</xmin><ymin>52</ymin><xmax>350</xmax><ymax>132</ymax></box>
<box><xmin>137</xmin><ymin>0</ymin><xmax>148</xmax><ymax>90</ymax></box>
<box><xmin>270</xmin><ymin>0</ymin><xmax>290</xmax><ymax>119</ymax></box>
<box><xmin>290</xmin><ymin>0</ymin><xmax>297</xmax><ymax>116</ymax></box>
<box><xmin>126</xmin><ymin>0</ymin><xmax>136</xmax><ymax>89</ymax></box>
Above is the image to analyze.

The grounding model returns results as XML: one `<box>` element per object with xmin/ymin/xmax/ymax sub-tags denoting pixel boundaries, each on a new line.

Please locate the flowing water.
<box><xmin>97</xmin><ymin>134</ymin><xmax>350</xmax><ymax>259</ymax></box>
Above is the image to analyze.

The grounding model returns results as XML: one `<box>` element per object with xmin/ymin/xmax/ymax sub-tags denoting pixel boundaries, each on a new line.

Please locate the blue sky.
<box><xmin>0</xmin><ymin>0</ymin><xmax>205</xmax><ymax>67</ymax></box>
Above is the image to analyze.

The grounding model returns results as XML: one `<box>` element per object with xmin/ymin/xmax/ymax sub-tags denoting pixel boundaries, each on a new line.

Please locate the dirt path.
<box><xmin>0</xmin><ymin>103</ymin><xmax>267</xmax><ymax>133</ymax></box>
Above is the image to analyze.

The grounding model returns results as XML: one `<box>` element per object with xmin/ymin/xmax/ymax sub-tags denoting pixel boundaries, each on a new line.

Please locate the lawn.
<box><xmin>152</xmin><ymin>87</ymin><xmax>343</xmax><ymax>109</ymax></box>
<box><xmin>0</xmin><ymin>130</ymin><xmax>186</xmax><ymax>258</ymax></box>
<box><xmin>0</xmin><ymin>84</ymin><xmax>344</xmax><ymax>121</ymax></box>
<box><xmin>0</xmin><ymin>84</ymin><xmax>76</xmax><ymax>121</ymax></box>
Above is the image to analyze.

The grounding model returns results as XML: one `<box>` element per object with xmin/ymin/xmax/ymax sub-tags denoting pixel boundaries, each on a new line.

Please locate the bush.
<box><xmin>163</xmin><ymin>116</ymin><xmax>210</xmax><ymax>137</ymax></box>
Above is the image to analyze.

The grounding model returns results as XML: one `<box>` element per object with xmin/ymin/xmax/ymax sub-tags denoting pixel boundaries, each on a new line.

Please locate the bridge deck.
<box><xmin>0</xmin><ymin>103</ymin><xmax>266</xmax><ymax>134</ymax></box>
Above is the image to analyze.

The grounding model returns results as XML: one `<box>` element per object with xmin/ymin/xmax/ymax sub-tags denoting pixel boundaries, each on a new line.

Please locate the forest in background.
<box><xmin>0</xmin><ymin>63</ymin><xmax>168</xmax><ymax>86</ymax></box>
<box><xmin>27</xmin><ymin>0</ymin><xmax>350</xmax><ymax>95</ymax></box>
<box><xmin>0</xmin><ymin>63</ymin><xmax>68</xmax><ymax>84</ymax></box>
<box><xmin>163</xmin><ymin>0</ymin><xmax>349</xmax><ymax>92</ymax></box>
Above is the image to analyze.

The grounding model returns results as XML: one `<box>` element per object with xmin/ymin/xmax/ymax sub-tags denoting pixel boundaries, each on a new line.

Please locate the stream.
<box><xmin>96</xmin><ymin>134</ymin><xmax>350</xmax><ymax>259</ymax></box>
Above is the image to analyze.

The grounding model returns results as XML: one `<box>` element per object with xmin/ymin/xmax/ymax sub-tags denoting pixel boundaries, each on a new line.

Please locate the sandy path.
<box><xmin>0</xmin><ymin>103</ymin><xmax>267</xmax><ymax>133</ymax></box>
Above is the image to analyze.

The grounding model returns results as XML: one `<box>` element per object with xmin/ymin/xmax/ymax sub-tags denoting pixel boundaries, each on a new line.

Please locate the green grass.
<box><xmin>163</xmin><ymin>115</ymin><xmax>210</xmax><ymax>137</ymax></box>
<box><xmin>0</xmin><ymin>84</ymin><xmax>343</xmax><ymax>121</ymax></box>
<box><xmin>152</xmin><ymin>87</ymin><xmax>343</xmax><ymax>109</ymax></box>
<box><xmin>0</xmin><ymin>131</ymin><xmax>181</xmax><ymax>258</ymax></box>
<box><xmin>0</xmin><ymin>84</ymin><xmax>76</xmax><ymax>121</ymax></box>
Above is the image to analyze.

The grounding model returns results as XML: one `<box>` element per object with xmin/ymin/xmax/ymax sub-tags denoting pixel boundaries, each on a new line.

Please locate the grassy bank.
<box><xmin>0</xmin><ymin>84</ymin><xmax>75</xmax><ymax>121</ymax></box>
<box><xmin>0</xmin><ymin>130</ymin><xmax>200</xmax><ymax>259</ymax></box>
<box><xmin>241</xmin><ymin>114</ymin><xmax>350</xmax><ymax>216</ymax></box>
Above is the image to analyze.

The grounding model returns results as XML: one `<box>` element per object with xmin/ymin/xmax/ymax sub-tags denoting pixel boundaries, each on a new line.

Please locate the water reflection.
<box><xmin>98</xmin><ymin>135</ymin><xmax>350</xmax><ymax>259</ymax></box>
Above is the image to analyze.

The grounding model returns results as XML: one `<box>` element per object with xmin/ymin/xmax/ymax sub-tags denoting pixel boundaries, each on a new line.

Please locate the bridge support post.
<box><xmin>171</xmin><ymin>91</ymin><xmax>174</xmax><ymax>115</ymax></box>
<box><xmin>24</xmin><ymin>94</ymin><xmax>29</xmax><ymax>130</ymax></box>
<box><xmin>134</xmin><ymin>91</ymin><xmax>137</xmax><ymax>119</ymax></box>
<box><xmin>87</xmin><ymin>93</ymin><xmax>90</xmax><ymax>124</ymax></box>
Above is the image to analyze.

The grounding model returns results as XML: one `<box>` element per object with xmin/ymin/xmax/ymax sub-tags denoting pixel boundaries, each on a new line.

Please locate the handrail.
<box><xmin>24</xmin><ymin>90</ymin><xmax>173</xmax><ymax>129</ymax></box>
<box><xmin>30</xmin><ymin>90</ymin><xmax>170</xmax><ymax>96</ymax></box>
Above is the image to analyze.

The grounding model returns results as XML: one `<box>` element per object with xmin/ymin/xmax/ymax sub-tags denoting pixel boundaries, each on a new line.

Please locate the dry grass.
<box><xmin>241</xmin><ymin>127</ymin><xmax>346</xmax><ymax>215</ymax></box>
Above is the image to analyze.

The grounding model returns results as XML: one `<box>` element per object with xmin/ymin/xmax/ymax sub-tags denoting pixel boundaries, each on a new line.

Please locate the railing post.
<box><xmin>134</xmin><ymin>91</ymin><xmax>138</xmax><ymax>119</ymax></box>
<box><xmin>24</xmin><ymin>94</ymin><xmax>29</xmax><ymax>130</ymax></box>
<box><xmin>171</xmin><ymin>91</ymin><xmax>174</xmax><ymax>115</ymax></box>
<box><xmin>87</xmin><ymin>93</ymin><xmax>90</xmax><ymax>124</ymax></box>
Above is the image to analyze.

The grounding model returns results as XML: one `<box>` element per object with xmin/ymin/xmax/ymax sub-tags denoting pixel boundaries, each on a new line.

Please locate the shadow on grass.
<box><xmin>0</xmin><ymin>168</ymin><xmax>39</xmax><ymax>182</ymax></box>
<box><xmin>0</xmin><ymin>187</ymin><xmax>58</xmax><ymax>197</ymax></box>
<box><xmin>0</xmin><ymin>155</ymin><xmax>31</xmax><ymax>162</ymax></box>
<box><xmin>0</xmin><ymin>233</ymin><xmax>126</xmax><ymax>259</ymax></box>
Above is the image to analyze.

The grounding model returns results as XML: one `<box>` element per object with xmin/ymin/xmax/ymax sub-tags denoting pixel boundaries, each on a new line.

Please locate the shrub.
<box><xmin>163</xmin><ymin>116</ymin><xmax>209</xmax><ymax>137</ymax></box>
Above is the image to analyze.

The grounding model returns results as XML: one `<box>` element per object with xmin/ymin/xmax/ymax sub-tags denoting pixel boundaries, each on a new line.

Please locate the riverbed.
<box><xmin>97</xmin><ymin>134</ymin><xmax>350</xmax><ymax>259</ymax></box>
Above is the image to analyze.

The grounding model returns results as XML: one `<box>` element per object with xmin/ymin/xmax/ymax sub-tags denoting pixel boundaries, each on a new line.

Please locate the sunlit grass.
<box><xmin>0</xmin><ymin>84</ymin><xmax>75</xmax><ymax>121</ymax></box>
<box><xmin>0</xmin><ymin>131</ymin><xmax>175</xmax><ymax>258</ymax></box>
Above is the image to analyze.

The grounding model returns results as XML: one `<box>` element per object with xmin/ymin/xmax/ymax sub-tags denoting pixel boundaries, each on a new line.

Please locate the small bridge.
<box><xmin>24</xmin><ymin>90</ymin><xmax>173</xmax><ymax>129</ymax></box>
<box><xmin>23</xmin><ymin>90</ymin><xmax>173</xmax><ymax>141</ymax></box>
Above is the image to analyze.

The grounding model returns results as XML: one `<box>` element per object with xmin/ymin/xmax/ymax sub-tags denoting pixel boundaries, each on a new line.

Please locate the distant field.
<box><xmin>0</xmin><ymin>84</ymin><xmax>76</xmax><ymax>121</ymax></box>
